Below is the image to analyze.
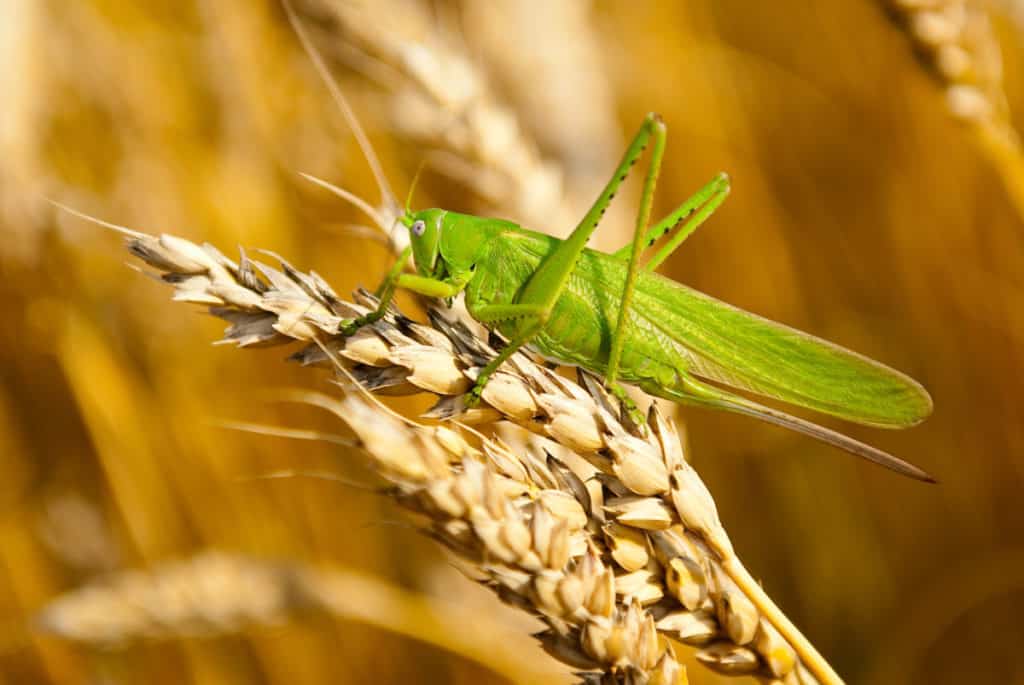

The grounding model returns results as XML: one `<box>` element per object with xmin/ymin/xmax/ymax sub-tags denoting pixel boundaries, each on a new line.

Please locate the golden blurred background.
<box><xmin>1</xmin><ymin>1</ymin><xmax>1023</xmax><ymax>683</ymax></box>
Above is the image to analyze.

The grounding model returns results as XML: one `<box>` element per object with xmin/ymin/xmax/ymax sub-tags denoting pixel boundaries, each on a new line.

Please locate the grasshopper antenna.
<box><xmin>298</xmin><ymin>171</ymin><xmax>389</xmax><ymax>232</ymax></box>
<box><xmin>404</xmin><ymin>159</ymin><xmax>428</xmax><ymax>215</ymax></box>
<box><xmin>282</xmin><ymin>0</ymin><xmax>398</xmax><ymax>213</ymax></box>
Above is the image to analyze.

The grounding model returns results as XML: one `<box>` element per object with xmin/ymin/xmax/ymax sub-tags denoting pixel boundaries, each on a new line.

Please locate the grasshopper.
<box><xmin>288</xmin><ymin>5</ymin><xmax>933</xmax><ymax>482</ymax></box>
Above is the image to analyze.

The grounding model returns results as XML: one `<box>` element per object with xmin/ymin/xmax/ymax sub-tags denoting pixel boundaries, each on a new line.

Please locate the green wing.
<box><xmin>632</xmin><ymin>270</ymin><xmax>933</xmax><ymax>428</ymax></box>
<box><xmin>496</xmin><ymin>229</ymin><xmax>931</xmax><ymax>429</ymax></box>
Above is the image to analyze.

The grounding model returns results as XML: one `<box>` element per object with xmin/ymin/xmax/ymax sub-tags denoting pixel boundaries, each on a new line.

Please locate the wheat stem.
<box><xmin>721</xmin><ymin>557</ymin><xmax>841</xmax><ymax>685</ymax></box>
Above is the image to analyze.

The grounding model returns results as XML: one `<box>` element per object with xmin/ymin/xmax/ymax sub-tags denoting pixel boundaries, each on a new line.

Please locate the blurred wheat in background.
<box><xmin>1</xmin><ymin>1</ymin><xmax>1023</xmax><ymax>684</ymax></box>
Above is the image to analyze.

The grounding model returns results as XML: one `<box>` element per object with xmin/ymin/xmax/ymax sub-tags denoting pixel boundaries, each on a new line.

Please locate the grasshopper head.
<box><xmin>401</xmin><ymin>208</ymin><xmax>446</xmax><ymax>277</ymax></box>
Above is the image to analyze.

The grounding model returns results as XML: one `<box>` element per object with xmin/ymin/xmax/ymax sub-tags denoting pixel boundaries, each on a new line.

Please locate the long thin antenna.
<box><xmin>282</xmin><ymin>0</ymin><xmax>398</xmax><ymax>212</ymax></box>
<box><xmin>298</xmin><ymin>172</ymin><xmax>389</xmax><ymax>232</ymax></box>
<box><xmin>405</xmin><ymin>159</ymin><xmax>428</xmax><ymax>214</ymax></box>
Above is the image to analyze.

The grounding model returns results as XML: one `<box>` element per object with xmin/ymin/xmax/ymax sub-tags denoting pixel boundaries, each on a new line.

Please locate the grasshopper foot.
<box><xmin>337</xmin><ymin>319</ymin><xmax>361</xmax><ymax>337</ymax></box>
<box><xmin>608</xmin><ymin>383</ymin><xmax>647</xmax><ymax>432</ymax></box>
<box><xmin>338</xmin><ymin>313</ymin><xmax>381</xmax><ymax>337</ymax></box>
<box><xmin>464</xmin><ymin>387</ymin><xmax>482</xmax><ymax>409</ymax></box>
<box><xmin>464</xmin><ymin>376</ymin><xmax>490</xmax><ymax>409</ymax></box>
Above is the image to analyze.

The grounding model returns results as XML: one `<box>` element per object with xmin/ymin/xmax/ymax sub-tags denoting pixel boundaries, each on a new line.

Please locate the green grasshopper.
<box><xmin>288</xmin><ymin>6</ymin><xmax>933</xmax><ymax>482</ymax></box>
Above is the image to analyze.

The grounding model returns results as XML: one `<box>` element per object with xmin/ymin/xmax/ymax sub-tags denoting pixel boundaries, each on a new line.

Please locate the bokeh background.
<box><xmin>1</xmin><ymin>1</ymin><xmax>1023</xmax><ymax>683</ymax></box>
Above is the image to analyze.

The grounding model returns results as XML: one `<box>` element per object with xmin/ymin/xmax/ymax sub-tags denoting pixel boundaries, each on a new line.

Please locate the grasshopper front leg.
<box><xmin>337</xmin><ymin>246</ymin><xmax>411</xmax><ymax>336</ymax></box>
<box><xmin>337</xmin><ymin>246</ymin><xmax>466</xmax><ymax>335</ymax></box>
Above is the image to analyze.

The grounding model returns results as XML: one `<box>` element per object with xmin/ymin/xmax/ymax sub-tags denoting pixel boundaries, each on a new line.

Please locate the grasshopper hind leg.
<box><xmin>606</xmin><ymin>382</ymin><xmax>649</xmax><ymax>429</ymax></box>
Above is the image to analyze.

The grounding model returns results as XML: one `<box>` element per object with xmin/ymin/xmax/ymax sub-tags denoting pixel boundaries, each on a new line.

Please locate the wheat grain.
<box><xmin>61</xmin><ymin>220</ymin><xmax>847</xmax><ymax>684</ymax></box>
<box><xmin>886</xmin><ymin>0</ymin><xmax>1007</xmax><ymax>122</ymax></box>
<box><xmin>884</xmin><ymin>0</ymin><xmax>1024</xmax><ymax>220</ymax></box>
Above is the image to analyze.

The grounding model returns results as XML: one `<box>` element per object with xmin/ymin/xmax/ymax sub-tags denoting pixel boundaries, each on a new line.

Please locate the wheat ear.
<box><xmin>54</xmin><ymin>215</ymin><xmax>848</xmax><ymax>684</ymax></box>
<box><xmin>295</xmin><ymin>0</ymin><xmax>635</xmax><ymax>250</ymax></box>
<box><xmin>884</xmin><ymin>0</ymin><xmax>1024</xmax><ymax>220</ymax></box>
<box><xmin>38</xmin><ymin>550</ymin><xmax>571</xmax><ymax>682</ymax></box>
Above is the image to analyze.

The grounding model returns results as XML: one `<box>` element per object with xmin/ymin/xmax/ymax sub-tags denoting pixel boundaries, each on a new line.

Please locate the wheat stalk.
<box><xmin>49</xmin><ymin>214</ymin><xmax>846</xmax><ymax>684</ymax></box>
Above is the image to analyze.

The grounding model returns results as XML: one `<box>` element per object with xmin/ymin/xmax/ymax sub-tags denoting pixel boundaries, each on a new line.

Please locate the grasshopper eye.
<box><xmin>411</xmin><ymin>220</ymin><xmax>426</xmax><ymax>237</ymax></box>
